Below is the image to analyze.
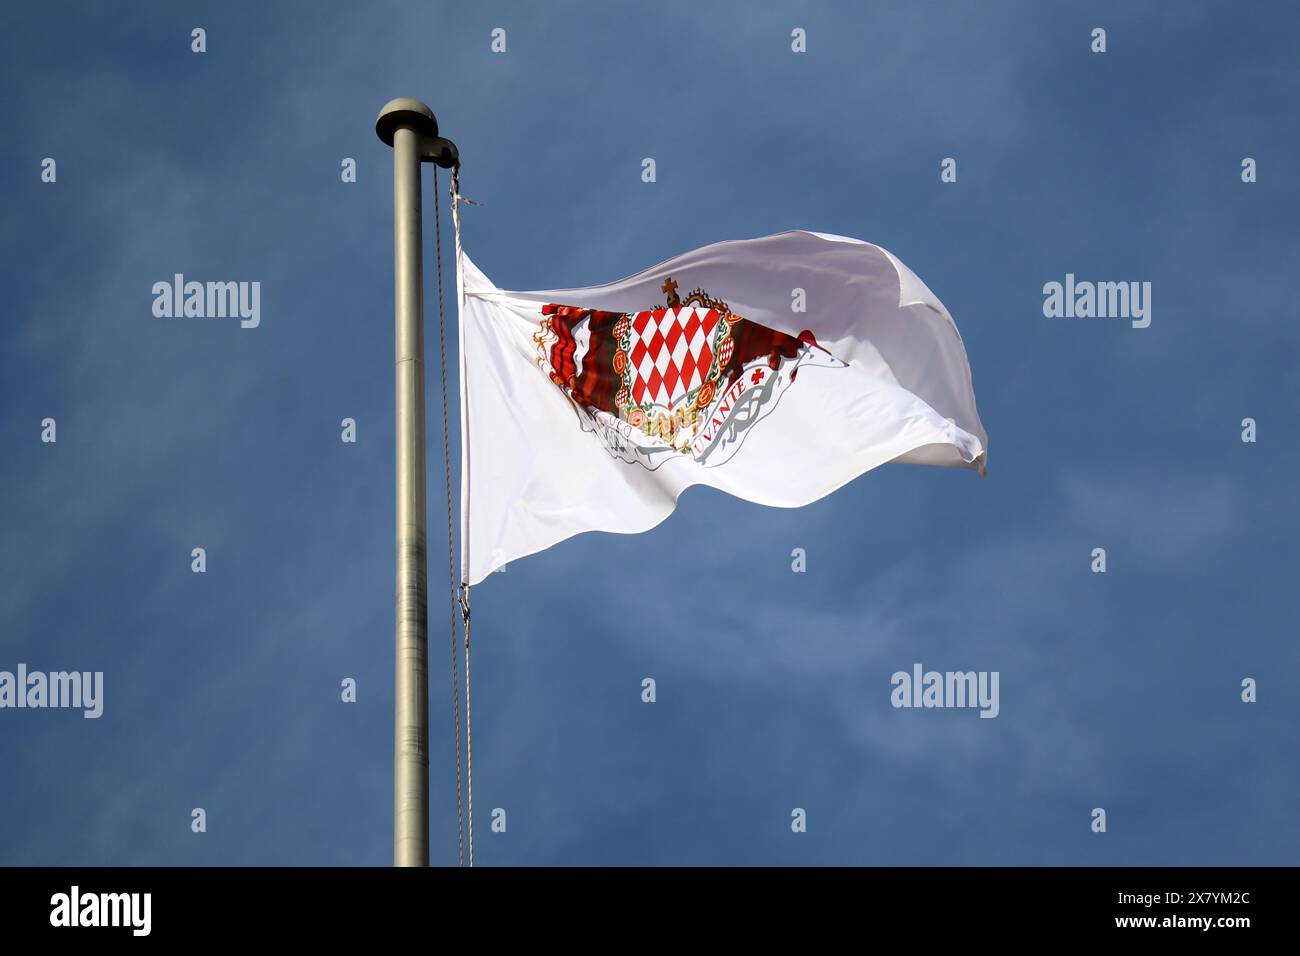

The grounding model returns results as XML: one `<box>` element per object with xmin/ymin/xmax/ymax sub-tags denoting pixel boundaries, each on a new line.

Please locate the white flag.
<box><xmin>457</xmin><ymin>230</ymin><xmax>987</xmax><ymax>585</ymax></box>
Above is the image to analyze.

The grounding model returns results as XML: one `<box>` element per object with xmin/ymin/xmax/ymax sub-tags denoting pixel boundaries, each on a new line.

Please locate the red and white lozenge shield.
<box><xmin>536</xmin><ymin>279</ymin><xmax>843</xmax><ymax>469</ymax></box>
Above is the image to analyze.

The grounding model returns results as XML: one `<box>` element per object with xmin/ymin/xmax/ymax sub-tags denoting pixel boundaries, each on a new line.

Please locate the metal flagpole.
<box><xmin>375</xmin><ymin>98</ymin><xmax>458</xmax><ymax>867</ymax></box>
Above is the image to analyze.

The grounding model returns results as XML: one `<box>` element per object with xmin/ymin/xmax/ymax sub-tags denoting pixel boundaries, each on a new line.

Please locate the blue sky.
<box><xmin>1</xmin><ymin>1</ymin><xmax>1297</xmax><ymax>865</ymax></box>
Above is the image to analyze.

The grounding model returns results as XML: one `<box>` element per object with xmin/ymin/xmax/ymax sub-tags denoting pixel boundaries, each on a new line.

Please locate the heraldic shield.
<box><xmin>534</xmin><ymin>277</ymin><xmax>845</xmax><ymax>470</ymax></box>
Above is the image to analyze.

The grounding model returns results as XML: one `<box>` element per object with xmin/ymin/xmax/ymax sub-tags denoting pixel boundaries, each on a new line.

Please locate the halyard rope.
<box><xmin>432</xmin><ymin>165</ymin><xmax>464</xmax><ymax>867</ymax></box>
<box><xmin>449</xmin><ymin>164</ymin><xmax>475</xmax><ymax>867</ymax></box>
<box><xmin>451</xmin><ymin>165</ymin><xmax>476</xmax><ymax>867</ymax></box>
<box><xmin>460</xmin><ymin>581</ymin><xmax>473</xmax><ymax>867</ymax></box>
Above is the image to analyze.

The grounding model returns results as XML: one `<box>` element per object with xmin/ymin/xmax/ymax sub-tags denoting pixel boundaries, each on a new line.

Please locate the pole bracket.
<box><xmin>421</xmin><ymin>135</ymin><xmax>459</xmax><ymax>169</ymax></box>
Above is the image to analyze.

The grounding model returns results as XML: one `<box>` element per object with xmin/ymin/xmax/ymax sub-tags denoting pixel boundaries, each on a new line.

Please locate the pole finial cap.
<box><xmin>376</xmin><ymin>98</ymin><xmax>439</xmax><ymax>146</ymax></box>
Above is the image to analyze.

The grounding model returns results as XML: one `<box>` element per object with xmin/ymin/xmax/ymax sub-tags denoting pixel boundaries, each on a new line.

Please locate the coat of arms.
<box><xmin>534</xmin><ymin>277</ymin><xmax>843</xmax><ymax>468</ymax></box>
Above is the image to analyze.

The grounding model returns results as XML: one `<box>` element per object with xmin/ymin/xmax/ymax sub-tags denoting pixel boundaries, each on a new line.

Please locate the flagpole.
<box><xmin>375</xmin><ymin>98</ymin><xmax>458</xmax><ymax>867</ymax></box>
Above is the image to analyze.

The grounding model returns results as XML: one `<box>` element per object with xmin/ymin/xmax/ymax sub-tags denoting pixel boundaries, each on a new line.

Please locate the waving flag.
<box><xmin>457</xmin><ymin>230</ymin><xmax>987</xmax><ymax>585</ymax></box>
